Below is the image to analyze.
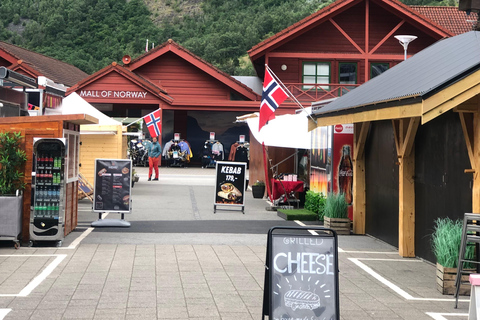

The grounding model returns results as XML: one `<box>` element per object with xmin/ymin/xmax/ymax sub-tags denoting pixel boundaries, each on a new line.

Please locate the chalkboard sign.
<box><xmin>214</xmin><ymin>161</ymin><xmax>246</xmax><ymax>213</ymax></box>
<box><xmin>264</xmin><ymin>227</ymin><xmax>339</xmax><ymax>320</ymax></box>
<box><xmin>93</xmin><ymin>159</ymin><xmax>132</xmax><ymax>213</ymax></box>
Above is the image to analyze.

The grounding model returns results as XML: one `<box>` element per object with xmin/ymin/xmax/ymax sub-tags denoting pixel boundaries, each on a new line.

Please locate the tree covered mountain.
<box><xmin>0</xmin><ymin>0</ymin><xmax>458</xmax><ymax>77</ymax></box>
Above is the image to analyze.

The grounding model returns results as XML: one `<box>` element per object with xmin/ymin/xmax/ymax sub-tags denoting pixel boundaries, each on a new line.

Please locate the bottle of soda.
<box><xmin>338</xmin><ymin>145</ymin><xmax>353</xmax><ymax>205</ymax></box>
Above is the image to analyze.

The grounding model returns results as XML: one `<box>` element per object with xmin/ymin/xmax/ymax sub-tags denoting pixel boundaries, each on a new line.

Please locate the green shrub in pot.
<box><xmin>0</xmin><ymin>131</ymin><xmax>27</xmax><ymax>195</ymax></box>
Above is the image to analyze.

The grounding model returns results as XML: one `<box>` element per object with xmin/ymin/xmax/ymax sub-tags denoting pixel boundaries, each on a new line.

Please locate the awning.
<box><xmin>244</xmin><ymin>112</ymin><xmax>311</xmax><ymax>149</ymax></box>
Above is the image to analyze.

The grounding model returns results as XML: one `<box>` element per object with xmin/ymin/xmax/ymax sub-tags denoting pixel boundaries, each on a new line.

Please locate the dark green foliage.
<box><xmin>432</xmin><ymin>217</ymin><xmax>475</xmax><ymax>268</ymax></box>
<box><xmin>0</xmin><ymin>0</ymin><xmax>324</xmax><ymax>75</ymax></box>
<box><xmin>304</xmin><ymin>190</ymin><xmax>326</xmax><ymax>220</ymax></box>
<box><xmin>0</xmin><ymin>0</ymin><xmax>161</xmax><ymax>74</ymax></box>
<box><xmin>0</xmin><ymin>132</ymin><xmax>27</xmax><ymax>195</ymax></box>
<box><xmin>0</xmin><ymin>0</ymin><xmax>453</xmax><ymax>76</ymax></box>
<box><xmin>324</xmin><ymin>193</ymin><xmax>348</xmax><ymax>219</ymax></box>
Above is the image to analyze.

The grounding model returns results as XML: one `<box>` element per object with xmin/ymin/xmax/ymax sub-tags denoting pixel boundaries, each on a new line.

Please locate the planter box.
<box><xmin>0</xmin><ymin>195</ymin><xmax>23</xmax><ymax>238</ymax></box>
<box><xmin>324</xmin><ymin>216</ymin><xmax>350</xmax><ymax>235</ymax></box>
<box><xmin>436</xmin><ymin>263</ymin><xmax>474</xmax><ymax>295</ymax></box>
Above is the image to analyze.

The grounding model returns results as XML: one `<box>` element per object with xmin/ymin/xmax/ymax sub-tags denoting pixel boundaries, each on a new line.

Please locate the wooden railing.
<box><xmin>283</xmin><ymin>83</ymin><xmax>361</xmax><ymax>103</ymax></box>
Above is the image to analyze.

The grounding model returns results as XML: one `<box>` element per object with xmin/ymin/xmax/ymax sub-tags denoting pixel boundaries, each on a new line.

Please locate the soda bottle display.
<box><xmin>338</xmin><ymin>145</ymin><xmax>353</xmax><ymax>205</ymax></box>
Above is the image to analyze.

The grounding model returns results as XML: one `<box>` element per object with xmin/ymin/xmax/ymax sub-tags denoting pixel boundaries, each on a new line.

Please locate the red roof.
<box><xmin>0</xmin><ymin>41</ymin><xmax>88</xmax><ymax>87</ymax></box>
<box><xmin>248</xmin><ymin>0</ymin><xmax>453</xmax><ymax>60</ymax></box>
<box><xmin>66</xmin><ymin>62</ymin><xmax>173</xmax><ymax>103</ymax></box>
<box><xmin>128</xmin><ymin>39</ymin><xmax>260</xmax><ymax>101</ymax></box>
<box><xmin>410</xmin><ymin>6</ymin><xmax>477</xmax><ymax>35</ymax></box>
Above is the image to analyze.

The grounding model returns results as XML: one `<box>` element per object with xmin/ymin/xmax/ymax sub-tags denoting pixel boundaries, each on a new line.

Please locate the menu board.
<box><xmin>214</xmin><ymin>161</ymin><xmax>246</xmax><ymax>211</ymax></box>
<box><xmin>93</xmin><ymin>159</ymin><xmax>132</xmax><ymax>213</ymax></box>
<box><xmin>265</xmin><ymin>229</ymin><xmax>339</xmax><ymax>319</ymax></box>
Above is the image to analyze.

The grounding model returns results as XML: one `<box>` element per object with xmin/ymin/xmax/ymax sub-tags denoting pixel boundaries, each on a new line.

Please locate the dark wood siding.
<box><xmin>365</xmin><ymin>120</ymin><xmax>399</xmax><ymax>246</ymax></box>
<box><xmin>415</xmin><ymin>110</ymin><xmax>472</xmax><ymax>263</ymax></box>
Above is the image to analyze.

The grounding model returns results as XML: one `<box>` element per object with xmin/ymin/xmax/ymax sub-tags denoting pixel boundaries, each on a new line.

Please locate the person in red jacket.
<box><xmin>146</xmin><ymin>137</ymin><xmax>162</xmax><ymax>181</ymax></box>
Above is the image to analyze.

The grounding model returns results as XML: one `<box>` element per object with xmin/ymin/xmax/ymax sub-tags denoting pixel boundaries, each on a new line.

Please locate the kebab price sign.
<box><xmin>270</xmin><ymin>234</ymin><xmax>339</xmax><ymax>319</ymax></box>
<box><xmin>214</xmin><ymin>161</ymin><xmax>246</xmax><ymax>206</ymax></box>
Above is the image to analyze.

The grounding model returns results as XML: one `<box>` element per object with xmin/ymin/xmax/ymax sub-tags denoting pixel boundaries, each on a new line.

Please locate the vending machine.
<box><xmin>30</xmin><ymin>138</ymin><xmax>66</xmax><ymax>246</ymax></box>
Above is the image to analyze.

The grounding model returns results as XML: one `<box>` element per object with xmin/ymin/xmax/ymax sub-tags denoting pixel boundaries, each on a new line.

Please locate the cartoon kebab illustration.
<box><xmin>217</xmin><ymin>182</ymin><xmax>242</xmax><ymax>202</ymax></box>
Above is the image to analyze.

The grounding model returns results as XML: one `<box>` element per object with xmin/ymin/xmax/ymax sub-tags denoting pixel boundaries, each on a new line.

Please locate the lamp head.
<box><xmin>394</xmin><ymin>35</ymin><xmax>417</xmax><ymax>47</ymax></box>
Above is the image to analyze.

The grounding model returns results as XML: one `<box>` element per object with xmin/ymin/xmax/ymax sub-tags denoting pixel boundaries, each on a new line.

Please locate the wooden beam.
<box><xmin>267</xmin><ymin>51</ymin><xmax>405</xmax><ymax>60</ymax></box>
<box><xmin>354</xmin><ymin>122</ymin><xmax>370</xmax><ymax>160</ymax></box>
<box><xmin>329</xmin><ymin>18</ymin><xmax>365</xmax><ymax>54</ymax></box>
<box><xmin>313</xmin><ymin>103</ymin><xmax>422</xmax><ymax>128</ymax></box>
<box><xmin>422</xmin><ymin>72</ymin><xmax>480</xmax><ymax>124</ymax></box>
<box><xmin>402</xmin><ymin>117</ymin><xmax>420</xmax><ymax>157</ymax></box>
<box><xmin>370</xmin><ymin>20</ymin><xmax>405</xmax><ymax>54</ymax></box>
<box><xmin>459</xmin><ymin>112</ymin><xmax>475</xmax><ymax>171</ymax></box>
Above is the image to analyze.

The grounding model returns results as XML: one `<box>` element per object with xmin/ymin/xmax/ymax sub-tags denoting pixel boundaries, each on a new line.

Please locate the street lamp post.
<box><xmin>394</xmin><ymin>35</ymin><xmax>417</xmax><ymax>60</ymax></box>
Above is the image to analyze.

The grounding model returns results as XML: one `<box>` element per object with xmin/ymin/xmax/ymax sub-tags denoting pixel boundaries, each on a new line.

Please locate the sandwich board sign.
<box><xmin>214</xmin><ymin>161</ymin><xmax>246</xmax><ymax>213</ymax></box>
<box><xmin>93</xmin><ymin>159</ymin><xmax>132</xmax><ymax>213</ymax></box>
<box><xmin>263</xmin><ymin>226</ymin><xmax>339</xmax><ymax>320</ymax></box>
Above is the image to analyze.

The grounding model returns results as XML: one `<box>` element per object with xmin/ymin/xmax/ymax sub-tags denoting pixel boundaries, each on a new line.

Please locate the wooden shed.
<box><xmin>61</xmin><ymin>92</ymin><xmax>127</xmax><ymax>185</ymax></box>
<box><xmin>0</xmin><ymin>114</ymin><xmax>97</xmax><ymax>242</ymax></box>
<box><xmin>309</xmin><ymin>31</ymin><xmax>480</xmax><ymax>261</ymax></box>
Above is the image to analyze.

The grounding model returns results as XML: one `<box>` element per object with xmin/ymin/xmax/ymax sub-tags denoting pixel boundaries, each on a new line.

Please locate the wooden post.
<box><xmin>353</xmin><ymin>122</ymin><xmax>369</xmax><ymax>234</ymax></box>
<box><xmin>473</xmin><ymin>113</ymin><xmax>480</xmax><ymax>213</ymax></box>
<box><xmin>393</xmin><ymin>117</ymin><xmax>419</xmax><ymax>257</ymax></box>
<box><xmin>458</xmin><ymin>111</ymin><xmax>480</xmax><ymax>214</ymax></box>
<box><xmin>398</xmin><ymin>151</ymin><xmax>415</xmax><ymax>257</ymax></box>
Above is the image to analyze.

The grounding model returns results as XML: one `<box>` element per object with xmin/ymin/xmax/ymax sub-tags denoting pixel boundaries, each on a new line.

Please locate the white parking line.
<box><xmin>425</xmin><ymin>312</ymin><xmax>468</xmax><ymax>319</ymax></box>
<box><xmin>0</xmin><ymin>309</ymin><xmax>11</xmax><ymax>320</ymax></box>
<box><xmin>349</xmin><ymin>257</ymin><xmax>469</xmax><ymax>302</ymax></box>
<box><xmin>0</xmin><ymin>254</ymin><xmax>66</xmax><ymax>297</ymax></box>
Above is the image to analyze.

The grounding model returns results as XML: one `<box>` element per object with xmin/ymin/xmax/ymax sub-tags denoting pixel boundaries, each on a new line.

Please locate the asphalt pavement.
<box><xmin>0</xmin><ymin>166</ymin><xmax>475</xmax><ymax>319</ymax></box>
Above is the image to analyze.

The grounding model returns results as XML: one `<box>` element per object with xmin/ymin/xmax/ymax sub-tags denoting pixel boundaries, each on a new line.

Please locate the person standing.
<box><xmin>146</xmin><ymin>137</ymin><xmax>161</xmax><ymax>181</ymax></box>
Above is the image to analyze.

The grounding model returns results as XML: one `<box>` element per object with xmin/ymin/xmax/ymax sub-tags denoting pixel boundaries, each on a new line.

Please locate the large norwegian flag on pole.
<box><xmin>143</xmin><ymin>109</ymin><xmax>162</xmax><ymax>138</ymax></box>
<box><xmin>259</xmin><ymin>67</ymin><xmax>288</xmax><ymax>131</ymax></box>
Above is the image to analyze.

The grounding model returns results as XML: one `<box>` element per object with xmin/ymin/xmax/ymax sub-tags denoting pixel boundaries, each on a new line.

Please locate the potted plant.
<box><xmin>0</xmin><ymin>131</ymin><xmax>27</xmax><ymax>242</ymax></box>
<box><xmin>252</xmin><ymin>180</ymin><xmax>265</xmax><ymax>199</ymax></box>
<box><xmin>432</xmin><ymin>217</ymin><xmax>475</xmax><ymax>295</ymax></box>
<box><xmin>323</xmin><ymin>192</ymin><xmax>350</xmax><ymax>234</ymax></box>
<box><xmin>304</xmin><ymin>190</ymin><xmax>326</xmax><ymax>221</ymax></box>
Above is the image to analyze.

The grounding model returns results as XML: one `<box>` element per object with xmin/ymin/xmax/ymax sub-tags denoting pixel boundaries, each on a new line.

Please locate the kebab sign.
<box><xmin>214</xmin><ymin>161</ymin><xmax>246</xmax><ymax>213</ymax></box>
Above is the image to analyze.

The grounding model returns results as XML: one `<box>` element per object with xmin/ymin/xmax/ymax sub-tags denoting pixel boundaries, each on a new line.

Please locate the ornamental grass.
<box><xmin>324</xmin><ymin>192</ymin><xmax>348</xmax><ymax>219</ymax></box>
<box><xmin>432</xmin><ymin>217</ymin><xmax>475</xmax><ymax>269</ymax></box>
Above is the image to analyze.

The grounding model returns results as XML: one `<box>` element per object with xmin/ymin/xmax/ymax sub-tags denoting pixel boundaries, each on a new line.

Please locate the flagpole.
<box><xmin>265</xmin><ymin>64</ymin><xmax>317</xmax><ymax>124</ymax></box>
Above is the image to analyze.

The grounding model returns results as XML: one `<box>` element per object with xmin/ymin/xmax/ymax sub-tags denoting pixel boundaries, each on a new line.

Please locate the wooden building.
<box><xmin>309</xmin><ymin>31</ymin><xmax>480</xmax><ymax>261</ymax></box>
<box><xmin>0</xmin><ymin>115</ymin><xmax>97</xmax><ymax>242</ymax></box>
<box><xmin>246</xmin><ymin>0</ymin><xmax>475</xmax><ymax>187</ymax></box>
<box><xmin>67</xmin><ymin>40</ymin><xmax>294</xmax><ymax>169</ymax></box>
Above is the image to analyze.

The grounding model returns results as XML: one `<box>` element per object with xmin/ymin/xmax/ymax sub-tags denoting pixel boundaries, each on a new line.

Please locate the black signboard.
<box><xmin>263</xmin><ymin>226</ymin><xmax>339</xmax><ymax>320</ymax></box>
<box><xmin>214</xmin><ymin>161</ymin><xmax>246</xmax><ymax>213</ymax></box>
<box><xmin>93</xmin><ymin>159</ymin><xmax>132</xmax><ymax>213</ymax></box>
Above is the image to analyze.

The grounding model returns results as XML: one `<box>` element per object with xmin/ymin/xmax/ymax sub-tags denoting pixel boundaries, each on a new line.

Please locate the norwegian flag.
<box><xmin>143</xmin><ymin>109</ymin><xmax>162</xmax><ymax>138</ymax></box>
<box><xmin>259</xmin><ymin>67</ymin><xmax>288</xmax><ymax>131</ymax></box>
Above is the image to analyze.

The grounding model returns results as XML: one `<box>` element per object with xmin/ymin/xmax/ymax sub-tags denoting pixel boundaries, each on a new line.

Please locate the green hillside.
<box><xmin>0</xmin><ymin>0</ymin><xmax>457</xmax><ymax>76</ymax></box>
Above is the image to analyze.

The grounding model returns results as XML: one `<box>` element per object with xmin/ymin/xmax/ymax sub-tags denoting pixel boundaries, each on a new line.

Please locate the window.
<box><xmin>303</xmin><ymin>62</ymin><xmax>330</xmax><ymax>90</ymax></box>
<box><xmin>371</xmin><ymin>63</ymin><xmax>389</xmax><ymax>79</ymax></box>
<box><xmin>63</xmin><ymin>130</ymin><xmax>79</xmax><ymax>183</ymax></box>
<box><xmin>338</xmin><ymin>63</ymin><xmax>357</xmax><ymax>95</ymax></box>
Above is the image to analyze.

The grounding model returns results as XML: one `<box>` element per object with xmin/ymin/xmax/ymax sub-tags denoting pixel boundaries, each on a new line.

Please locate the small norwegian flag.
<box><xmin>259</xmin><ymin>67</ymin><xmax>288</xmax><ymax>131</ymax></box>
<box><xmin>143</xmin><ymin>109</ymin><xmax>162</xmax><ymax>138</ymax></box>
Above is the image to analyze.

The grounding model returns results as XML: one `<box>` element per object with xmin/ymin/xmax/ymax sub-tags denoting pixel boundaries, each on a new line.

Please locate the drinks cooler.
<box><xmin>29</xmin><ymin>138</ymin><xmax>66</xmax><ymax>246</ymax></box>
